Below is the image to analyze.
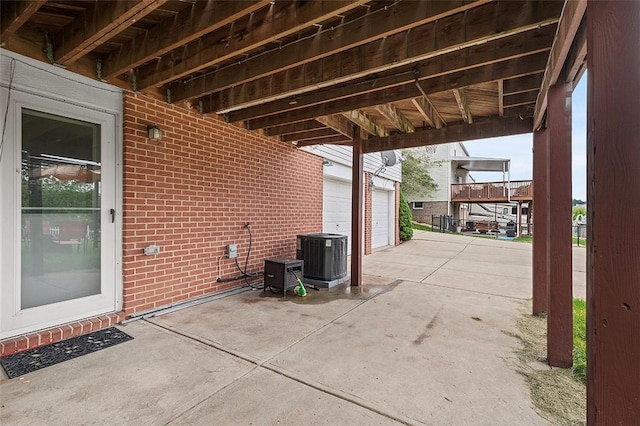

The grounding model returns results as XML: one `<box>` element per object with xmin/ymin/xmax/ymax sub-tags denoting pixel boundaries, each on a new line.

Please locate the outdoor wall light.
<box><xmin>147</xmin><ymin>124</ymin><xmax>162</xmax><ymax>141</ymax></box>
<box><xmin>322</xmin><ymin>159</ymin><xmax>334</xmax><ymax>167</ymax></box>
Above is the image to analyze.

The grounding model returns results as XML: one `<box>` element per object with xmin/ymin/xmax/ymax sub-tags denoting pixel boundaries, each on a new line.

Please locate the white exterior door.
<box><xmin>323</xmin><ymin>178</ymin><xmax>352</xmax><ymax>253</ymax></box>
<box><xmin>0</xmin><ymin>90</ymin><xmax>119</xmax><ymax>339</ymax></box>
<box><xmin>372</xmin><ymin>190</ymin><xmax>391</xmax><ymax>248</ymax></box>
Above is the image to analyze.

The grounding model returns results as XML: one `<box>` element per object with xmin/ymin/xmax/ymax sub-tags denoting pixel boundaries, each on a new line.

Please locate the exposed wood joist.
<box><xmin>171</xmin><ymin>0</ymin><xmax>493</xmax><ymax>103</ymax></box>
<box><xmin>175</xmin><ymin>0</ymin><xmax>562</xmax><ymax>105</ymax></box>
<box><xmin>411</xmin><ymin>96</ymin><xmax>443</xmax><ymax>129</ymax></box>
<box><xmin>376</xmin><ymin>104</ymin><xmax>415</xmax><ymax>133</ymax></box>
<box><xmin>453</xmin><ymin>88</ymin><xmax>473</xmax><ymax>124</ymax></box>
<box><xmin>245</xmin><ymin>50</ymin><xmax>549</xmax><ymax>130</ymax></box>
<box><xmin>136</xmin><ymin>0</ymin><xmax>369</xmax><ymax>90</ymax></box>
<box><xmin>563</xmin><ymin>17</ymin><xmax>587</xmax><ymax>88</ymax></box>
<box><xmin>209</xmin><ymin>20</ymin><xmax>558</xmax><ymax>115</ymax></box>
<box><xmin>0</xmin><ymin>0</ymin><xmax>46</xmax><ymax>41</ymax></box>
<box><xmin>362</xmin><ymin>116</ymin><xmax>533</xmax><ymax>154</ymax></box>
<box><xmin>53</xmin><ymin>0</ymin><xmax>167</xmax><ymax>66</ymax></box>
<box><xmin>264</xmin><ymin>120</ymin><xmax>324</xmax><ymax>137</ymax></box>
<box><xmin>503</xmin><ymin>73</ymin><xmax>544</xmax><ymax>94</ymax></box>
<box><xmin>533</xmin><ymin>0</ymin><xmax>587</xmax><ymax>129</ymax></box>
<box><xmin>281</xmin><ymin>128</ymin><xmax>338</xmax><ymax>143</ymax></box>
<box><xmin>342</xmin><ymin>110</ymin><xmax>387</xmax><ymax>137</ymax></box>
<box><xmin>503</xmin><ymin>91</ymin><xmax>538</xmax><ymax>108</ymax></box>
<box><xmin>316</xmin><ymin>115</ymin><xmax>354</xmax><ymax>139</ymax></box>
<box><xmin>498</xmin><ymin>80</ymin><xmax>504</xmax><ymax>117</ymax></box>
<box><xmin>102</xmin><ymin>0</ymin><xmax>271</xmax><ymax>80</ymax></box>
<box><xmin>296</xmin><ymin>136</ymin><xmax>352</xmax><ymax>147</ymax></box>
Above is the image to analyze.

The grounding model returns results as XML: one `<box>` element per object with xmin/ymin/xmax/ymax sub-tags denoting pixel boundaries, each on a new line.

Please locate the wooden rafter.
<box><xmin>533</xmin><ymin>0</ymin><xmax>587</xmax><ymax>129</ymax></box>
<box><xmin>316</xmin><ymin>115</ymin><xmax>354</xmax><ymax>139</ymax></box>
<box><xmin>102</xmin><ymin>0</ymin><xmax>272</xmax><ymax>80</ymax></box>
<box><xmin>342</xmin><ymin>111</ymin><xmax>387</xmax><ymax>138</ymax></box>
<box><xmin>376</xmin><ymin>104</ymin><xmax>415</xmax><ymax>133</ymax></box>
<box><xmin>453</xmin><ymin>88</ymin><xmax>473</xmax><ymax>124</ymax></box>
<box><xmin>362</xmin><ymin>116</ymin><xmax>533</xmax><ymax>154</ymax></box>
<box><xmin>264</xmin><ymin>120</ymin><xmax>325</xmax><ymax>137</ymax></box>
<box><xmin>563</xmin><ymin>17</ymin><xmax>587</xmax><ymax>87</ymax></box>
<box><xmin>171</xmin><ymin>0</ymin><xmax>492</xmax><ymax>103</ymax></box>
<box><xmin>54</xmin><ymin>0</ymin><xmax>168</xmax><ymax>65</ymax></box>
<box><xmin>503</xmin><ymin>91</ymin><xmax>538</xmax><ymax>108</ymax></box>
<box><xmin>136</xmin><ymin>0</ymin><xmax>369</xmax><ymax>90</ymax></box>
<box><xmin>412</xmin><ymin>94</ymin><xmax>444</xmax><ymax>129</ymax></box>
<box><xmin>498</xmin><ymin>80</ymin><xmax>504</xmax><ymax>117</ymax></box>
<box><xmin>296</xmin><ymin>136</ymin><xmax>352</xmax><ymax>147</ymax></box>
<box><xmin>244</xmin><ymin>50</ymin><xmax>549</xmax><ymax>130</ymax></box>
<box><xmin>0</xmin><ymin>0</ymin><xmax>46</xmax><ymax>41</ymax></box>
<box><xmin>281</xmin><ymin>128</ymin><xmax>338</xmax><ymax>143</ymax></box>
<box><xmin>503</xmin><ymin>73</ymin><xmax>544</xmax><ymax>95</ymax></box>
<box><xmin>173</xmin><ymin>0</ymin><xmax>561</xmax><ymax>104</ymax></box>
<box><xmin>209</xmin><ymin>18</ymin><xmax>558</xmax><ymax>114</ymax></box>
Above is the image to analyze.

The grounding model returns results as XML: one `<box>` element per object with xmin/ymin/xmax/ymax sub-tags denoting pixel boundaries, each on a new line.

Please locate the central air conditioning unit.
<box><xmin>296</xmin><ymin>233</ymin><xmax>348</xmax><ymax>287</ymax></box>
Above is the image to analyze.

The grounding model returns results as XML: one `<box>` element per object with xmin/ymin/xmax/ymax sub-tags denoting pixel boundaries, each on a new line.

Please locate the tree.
<box><xmin>572</xmin><ymin>205</ymin><xmax>586</xmax><ymax>222</ymax></box>
<box><xmin>400</xmin><ymin>149</ymin><xmax>439</xmax><ymax>197</ymax></box>
<box><xmin>399</xmin><ymin>191</ymin><xmax>413</xmax><ymax>241</ymax></box>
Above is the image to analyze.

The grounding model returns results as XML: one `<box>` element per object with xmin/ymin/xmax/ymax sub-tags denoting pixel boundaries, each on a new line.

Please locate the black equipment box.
<box><xmin>264</xmin><ymin>258</ymin><xmax>304</xmax><ymax>296</ymax></box>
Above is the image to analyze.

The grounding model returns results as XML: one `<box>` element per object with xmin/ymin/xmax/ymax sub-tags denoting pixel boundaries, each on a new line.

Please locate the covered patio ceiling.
<box><xmin>0</xmin><ymin>0</ymin><xmax>586</xmax><ymax>150</ymax></box>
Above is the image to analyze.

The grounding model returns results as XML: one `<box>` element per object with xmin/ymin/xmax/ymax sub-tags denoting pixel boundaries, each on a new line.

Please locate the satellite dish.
<box><xmin>380</xmin><ymin>150</ymin><xmax>397</xmax><ymax>167</ymax></box>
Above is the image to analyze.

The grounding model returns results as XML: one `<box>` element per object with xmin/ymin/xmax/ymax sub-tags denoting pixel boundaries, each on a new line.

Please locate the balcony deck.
<box><xmin>451</xmin><ymin>180</ymin><xmax>533</xmax><ymax>203</ymax></box>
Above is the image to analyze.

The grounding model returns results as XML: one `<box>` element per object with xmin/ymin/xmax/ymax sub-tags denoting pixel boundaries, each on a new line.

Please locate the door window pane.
<box><xmin>21</xmin><ymin>109</ymin><xmax>101</xmax><ymax>309</ymax></box>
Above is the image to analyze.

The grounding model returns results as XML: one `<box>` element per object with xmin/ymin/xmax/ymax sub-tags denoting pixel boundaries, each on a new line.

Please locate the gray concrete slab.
<box><xmin>2</xmin><ymin>231</ymin><xmax>589</xmax><ymax>425</ymax></box>
<box><xmin>0</xmin><ymin>321</ymin><xmax>253</xmax><ymax>425</ymax></box>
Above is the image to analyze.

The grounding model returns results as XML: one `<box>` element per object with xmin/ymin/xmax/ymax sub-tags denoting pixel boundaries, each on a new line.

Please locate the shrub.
<box><xmin>399</xmin><ymin>192</ymin><xmax>413</xmax><ymax>241</ymax></box>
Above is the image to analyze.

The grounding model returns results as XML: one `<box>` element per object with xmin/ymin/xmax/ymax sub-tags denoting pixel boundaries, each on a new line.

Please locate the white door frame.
<box><xmin>0</xmin><ymin>52</ymin><xmax>123</xmax><ymax>339</ymax></box>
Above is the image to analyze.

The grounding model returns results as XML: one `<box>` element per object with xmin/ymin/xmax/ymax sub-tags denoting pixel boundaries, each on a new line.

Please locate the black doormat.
<box><xmin>0</xmin><ymin>327</ymin><xmax>133</xmax><ymax>379</ymax></box>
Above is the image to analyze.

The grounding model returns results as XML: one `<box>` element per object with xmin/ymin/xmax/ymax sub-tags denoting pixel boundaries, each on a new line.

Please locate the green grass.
<box><xmin>412</xmin><ymin>222</ymin><xmax>432</xmax><ymax>231</ymax></box>
<box><xmin>573</xmin><ymin>298</ymin><xmax>587</xmax><ymax>384</ymax></box>
<box><xmin>513</xmin><ymin>235</ymin><xmax>533</xmax><ymax>243</ymax></box>
<box><xmin>572</xmin><ymin>237</ymin><xmax>587</xmax><ymax>247</ymax></box>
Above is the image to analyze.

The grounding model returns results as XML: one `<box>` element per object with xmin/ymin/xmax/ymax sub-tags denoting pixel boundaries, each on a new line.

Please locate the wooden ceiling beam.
<box><xmin>53</xmin><ymin>0</ymin><xmax>168</xmax><ymax>65</ymax></box>
<box><xmin>0</xmin><ymin>0</ymin><xmax>46</xmax><ymax>41</ymax></box>
<box><xmin>173</xmin><ymin>0</ymin><xmax>561</xmax><ymax>104</ymax></box>
<box><xmin>316</xmin><ymin>115</ymin><xmax>354</xmax><ymax>139</ymax></box>
<box><xmin>244</xmin><ymin>50</ymin><xmax>549</xmax><ymax>130</ymax></box>
<box><xmin>296</xmin><ymin>136</ymin><xmax>352</xmax><ymax>147</ymax></box>
<box><xmin>498</xmin><ymin>80</ymin><xmax>504</xmax><ymax>117</ymax></box>
<box><xmin>533</xmin><ymin>0</ymin><xmax>586</xmax><ymax>129</ymax></box>
<box><xmin>171</xmin><ymin>0</ymin><xmax>492</xmax><ymax>102</ymax></box>
<box><xmin>102</xmin><ymin>0</ymin><xmax>271</xmax><ymax>80</ymax></box>
<box><xmin>136</xmin><ymin>0</ymin><xmax>369</xmax><ymax>90</ymax></box>
<box><xmin>362</xmin><ymin>116</ymin><xmax>533</xmax><ymax>154</ymax></box>
<box><xmin>503</xmin><ymin>91</ymin><xmax>538</xmax><ymax>108</ymax></box>
<box><xmin>376</xmin><ymin>104</ymin><xmax>415</xmax><ymax>133</ymax></box>
<box><xmin>264</xmin><ymin>120</ymin><xmax>325</xmax><ymax>137</ymax></box>
<box><xmin>342</xmin><ymin>111</ymin><xmax>387</xmax><ymax>138</ymax></box>
<box><xmin>453</xmin><ymin>88</ymin><xmax>473</xmax><ymax>124</ymax></box>
<box><xmin>563</xmin><ymin>17</ymin><xmax>587</xmax><ymax>88</ymax></box>
<box><xmin>411</xmin><ymin>96</ymin><xmax>443</xmax><ymax>129</ymax></box>
<box><xmin>210</xmin><ymin>20</ymin><xmax>558</xmax><ymax>114</ymax></box>
<box><xmin>503</xmin><ymin>73</ymin><xmax>544</xmax><ymax>95</ymax></box>
<box><xmin>281</xmin><ymin>128</ymin><xmax>338</xmax><ymax>143</ymax></box>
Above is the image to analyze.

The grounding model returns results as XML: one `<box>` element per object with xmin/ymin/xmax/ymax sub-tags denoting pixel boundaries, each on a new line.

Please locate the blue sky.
<box><xmin>463</xmin><ymin>75</ymin><xmax>587</xmax><ymax>201</ymax></box>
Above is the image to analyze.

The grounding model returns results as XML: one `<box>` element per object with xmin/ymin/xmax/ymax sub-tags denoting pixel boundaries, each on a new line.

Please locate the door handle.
<box><xmin>110</xmin><ymin>209</ymin><xmax>115</xmax><ymax>223</ymax></box>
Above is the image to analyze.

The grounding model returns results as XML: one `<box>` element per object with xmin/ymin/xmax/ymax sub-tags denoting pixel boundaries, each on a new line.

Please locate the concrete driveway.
<box><xmin>0</xmin><ymin>231</ymin><xmax>586</xmax><ymax>425</ymax></box>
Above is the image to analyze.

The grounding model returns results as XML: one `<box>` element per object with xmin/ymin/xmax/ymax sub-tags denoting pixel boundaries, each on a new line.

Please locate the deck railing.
<box><xmin>451</xmin><ymin>180</ymin><xmax>534</xmax><ymax>202</ymax></box>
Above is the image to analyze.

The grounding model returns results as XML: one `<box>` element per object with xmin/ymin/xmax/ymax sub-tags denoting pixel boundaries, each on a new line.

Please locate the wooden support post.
<box><xmin>517</xmin><ymin>201</ymin><xmax>522</xmax><ymax>238</ymax></box>
<box><xmin>532</xmin><ymin>128</ymin><xmax>549</xmax><ymax>315</ymax></box>
<box><xmin>587</xmin><ymin>1</ymin><xmax>640</xmax><ymax>422</ymax></box>
<box><xmin>547</xmin><ymin>82</ymin><xmax>573</xmax><ymax>368</ymax></box>
<box><xmin>351</xmin><ymin>138</ymin><xmax>364</xmax><ymax>287</ymax></box>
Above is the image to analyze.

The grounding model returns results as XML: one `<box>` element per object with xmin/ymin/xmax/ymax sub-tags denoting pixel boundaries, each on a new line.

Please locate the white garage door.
<box><xmin>372</xmin><ymin>190</ymin><xmax>391</xmax><ymax>248</ymax></box>
<box><xmin>323</xmin><ymin>178</ymin><xmax>351</xmax><ymax>252</ymax></box>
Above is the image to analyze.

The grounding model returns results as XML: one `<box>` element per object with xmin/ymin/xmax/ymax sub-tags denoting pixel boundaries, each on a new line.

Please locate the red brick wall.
<box><xmin>122</xmin><ymin>92</ymin><xmax>323</xmax><ymax>315</ymax></box>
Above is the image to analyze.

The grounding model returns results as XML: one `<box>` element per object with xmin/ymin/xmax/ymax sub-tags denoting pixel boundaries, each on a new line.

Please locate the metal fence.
<box><xmin>573</xmin><ymin>223</ymin><xmax>587</xmax><ymax>247</ymax></box>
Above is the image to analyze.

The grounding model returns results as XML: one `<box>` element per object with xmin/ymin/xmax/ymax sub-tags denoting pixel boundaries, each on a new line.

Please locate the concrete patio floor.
<box><xmin>0</xmin><ymin>231</ymin><xmax>587</xmax><ymax>425</ymax></box>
